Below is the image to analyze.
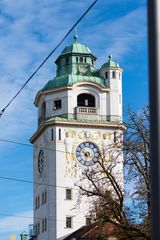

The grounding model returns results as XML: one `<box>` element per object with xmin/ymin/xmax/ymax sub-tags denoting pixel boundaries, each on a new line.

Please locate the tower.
<box><xmin>30</xmin><ymin>35</ymin><xmax>124</xmax><ymax>240</ymax></box>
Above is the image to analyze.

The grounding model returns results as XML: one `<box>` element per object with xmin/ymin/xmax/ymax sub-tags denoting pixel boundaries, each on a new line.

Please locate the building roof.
<box><xmin>101</xmin><ymin>55</ymin><xmax>120</xmax><ymax>69</ymax></box>
<box><xmin>42</xmin><ymin>74</ymin><xmax>106</xmax><ymax>91</ymax></box>
<box><xmin>37</xmin><ymin>36</ymin><xmax>120</xmax><ymax>94</ymax></box>
<box><xmin>61</xmin><ymin>35</ymin><xmax>92</xmax><ymax>55</ymax></box>
<box><xmin>63</xmin><ymin>222</ymin><xmax>122</xmax><ymax>240</ymax></box>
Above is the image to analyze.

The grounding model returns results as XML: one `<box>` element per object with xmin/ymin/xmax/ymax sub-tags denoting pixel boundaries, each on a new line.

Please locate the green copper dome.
<box><xmin>61</xmin><ymin>35</ymin><xmax>92</xmax><ymax>55</ymax></box>
<box><xmin>40</xmin><ymin>35</ymin><xmax>109</xmax><ymax>92</ymax></box>
<box><xmin>42</xmin><ymin>74</ymin><xmax>106</xmax><ymax>91</ymax></box>
<box><xmin>101</xmin><ymin>55</ymin><xmax>120</xmax><ymax>69</ymax></box>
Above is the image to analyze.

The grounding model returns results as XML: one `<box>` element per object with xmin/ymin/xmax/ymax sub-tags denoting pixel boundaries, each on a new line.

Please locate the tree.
<box><xmin>76</xmin><ymin>106</ymin><xmax>150</xmax><ymax>240</ymax></box>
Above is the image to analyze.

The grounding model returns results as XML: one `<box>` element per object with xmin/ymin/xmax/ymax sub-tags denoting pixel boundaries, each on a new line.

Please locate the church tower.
<box><xmin>30</xmin><ymin>35</ymin><xmax>124</xmax><ymax>240</ymax></box>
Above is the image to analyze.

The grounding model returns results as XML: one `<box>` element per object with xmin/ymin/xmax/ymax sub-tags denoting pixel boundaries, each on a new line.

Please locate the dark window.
<box><xmin>37</xmin><ymin>195</ymin><xmax>40</xmax><ymax>208</ymax></box>
<box><xmin>65</xmin><ymin>57</ymin><xmax>69</xmax><ymax>64</ymax></box>
<box><xmin>59</xmin><ymin>129</ymin><xmax>61</xmax><ymax>140</ymax></box>
<box><xmin>35</xmin><ymin>224</ymin><xmax>37</xmax><ymax>235</ymax></box>
<box><xmin>54</xmin><ymin>100</ymin><xmax>61</xmax><ymax>110</ymax></box>
<box><xmin>45</xmin><ymin>218</ymin><xmax>47</xmax><ymax>231</ymax></box>
<box><xmin>37</xmin><ymin>222</ymin><xmax>40</xmax><ymax>235</ymax></box>
<box><xmin>44</xmin><ymin>191</ymin><xmax>47</xmax><ymax>203</ymax></box>
<box><xmin>42</xmin><ymin>192</ymin><xmax>47</xmax><ymax>205</ymax></box>
<box><xmin>42</xmin><ymin>219</ymin><xmax>47</xmax><ymax>232</ymax></box>
<box><xmin>42</xmin><ymin>193</ymin><xmax>44</xmax><ymax>205</ymax></box>
<box><xmin>92</xmin><ymin>59</ymin><xmax>94</xmax><ymax>65</ymax></box>
<box><xmin>80</xmin><ymin>57</ymin><xmax>83</xmax><ymax>62</ymax></box>
<box><xmin>42</xmin><ymin>219</ymin><xmax>44</xmax><ymax>232</ymax></box>
<box><xmin>112</xmin><ymin>71</ymin><xmax>116</xmax><ymax>78</ymax></box>
<box><xmin>77</xmin><ymin>93</ymin><xmax>95</xmax><ymax>107</ymax></box>
<box><xmin>35</xmin><ymin>197</ymin><xmax>37</xmax><ymax>209</ymax></box>
<box><xmin>66</xmin><ymin>189</ymin><xmax>72</xmax><ymax>200</ymax></box>
<box><xmin>86</xmin><ymin>217</ymin><xmax>91</xmax><ymax>226</ymax></box>
<box><xmin>84</xmin><ymin>57</ymin><xmax>87</xmax><ymax>63</ymax></box>
<box><xmin>41</xmin><ymin>102</ymin><xmax>46</xmax><ymax>120</ymax></box>
<box><xmin>66</xmin><ymin>217</ymin><xmax>72</xmax><ymax>228</ymax></box>
<box><xmin>76</xmin><ymin>57</ymin><xmax>78</xmax><ymax>63</ymax></box>
<box><xmin>114</xmin><ymin>132</ymin><xmax>117</xmax><ymax>143</ymax></box>
<box><xmin>51</xmin><ymin>129</ymin><xmax>54</xmax><ymax>141</ymax></box>
<box><xmin>105</xmin><ymin>72</ymin><xmax>108</xmax><ymax>79</ymax></box>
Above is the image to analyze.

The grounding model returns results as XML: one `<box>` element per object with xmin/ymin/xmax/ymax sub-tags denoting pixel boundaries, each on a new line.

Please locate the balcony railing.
<box><xmin>76</xmin><ymin>106</ymin><xmax>97</xmax><ymax>115</ymax></box>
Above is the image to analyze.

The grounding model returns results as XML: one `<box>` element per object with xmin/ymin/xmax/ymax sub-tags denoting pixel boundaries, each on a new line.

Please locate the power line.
<box><xmin>0</xmin><ymin>0</ymin><xmax>98</xmax><ymax>117</ymax></box>
<box><xmin>0</xmin><ymin>213</ymin><xmax>34</xmax><ymax>220</ymax></box>
<box><xmin>0</xmin><ymin>176</ymin><xmax>79</xmax><ymax>191</ymax></box>
<box><xmin>0</xmin><ymin>212</ymin><xmax>86</xmax><ymax>225</ymax></box>
<box><xmin>0</xmin><ymin>135</ymin><xmax>115</xmax><ymax>154</ymax></box>
<box><xmin>0</xmin><ymin>138</ymin><xmax>32</xmax><ymax>147</ymax></box>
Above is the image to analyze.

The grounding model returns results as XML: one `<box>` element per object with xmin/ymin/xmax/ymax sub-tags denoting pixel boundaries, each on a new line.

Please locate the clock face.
<box><xmin>76</xmin><ymin>142</ymin><xmax>100</xmax><ymax>166</ymax></box>
<box><xmin>38</xmin><ymin>150</ymin><xmax>44</xmax><ymax>174</ymax></box>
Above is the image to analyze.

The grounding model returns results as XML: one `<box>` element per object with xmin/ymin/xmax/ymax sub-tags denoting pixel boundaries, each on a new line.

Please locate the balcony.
<box><xmin>75</xmin><ymin>106</ymin><xmax>99</xmax><ymax>120</ymax></box>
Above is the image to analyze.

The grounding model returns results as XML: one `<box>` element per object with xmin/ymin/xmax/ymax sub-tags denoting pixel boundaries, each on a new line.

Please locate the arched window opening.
<box><xmin>77</xmin><ymin>94</ymin><xmax>95</xmax><ymax>107</ymax></box>
<box><xmin>105</xmin><ymin>72</ymin><xmax>108</xmax><ymax>79</ymax></box>
<box><xmin>65</xmin><ymin>57</ymin><xmax>69</xmax><ymax>64</ymax></box>
<box><xmin>112</xmin><ymin>71</ymin><xmax>116</xmax><ymax>78</ymax></box>
<box><xmin>41</xmin><ymin>101</ymin><xmax>46</xmax><ymax>120</ymax></box>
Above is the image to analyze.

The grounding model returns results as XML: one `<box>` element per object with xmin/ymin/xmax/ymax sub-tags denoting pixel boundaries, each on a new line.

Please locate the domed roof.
<box><xmin>42</xmin><ymin>74</ymin><xmax>106</xmax><ymax>91</ymax></box>
<box><xmin>61</xmin><ymin>35</ymin><xmax>92</xmax><ymax>55</ymax></box>
<box><xmin>101</xmin><ymin>55</ymin><xmax>120</xmax><ymax>69</ymax></box>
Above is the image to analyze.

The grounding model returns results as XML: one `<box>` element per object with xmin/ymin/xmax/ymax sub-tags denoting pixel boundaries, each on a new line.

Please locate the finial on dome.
<box><xmin>74</xmin><ymin>34</ymin><xmax>78</xmax><ymax>42</ymax></box>
<box><xmin>74</xmin><ymin>27</ymin><xmax>78</xmax><ymax>43</ymax></box>
<box><xmin>108</xmin><ymin>54</ymin><xmax>112</xmax><ymax>60</ymax></box>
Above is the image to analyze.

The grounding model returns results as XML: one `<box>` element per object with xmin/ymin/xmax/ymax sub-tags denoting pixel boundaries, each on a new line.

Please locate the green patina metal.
<box><xmin>42</xmin><ymin>74</ymin><xmax>106</xmax><ymax>91</ymax></box>
<box><xmin>61</xmin><ymin>36</ymin><xmax>91</xmax><ymax>55</ymax></box>
<box><xmin>20</xmin><ymin>231</ymin><xmax>28</xmax><ymax>240</ymax></box>
<box><xmin>40</xmin><ymin>36</ymin><xmax>120</xmax><ymax>92</ymax></box>
<box><xmin>101</xmin><ymin>55</ymin><xmax>120</xmax><ymax>69</ymax></box>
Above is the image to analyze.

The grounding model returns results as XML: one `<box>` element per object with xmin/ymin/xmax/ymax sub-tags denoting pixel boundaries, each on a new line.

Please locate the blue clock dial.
<box><xmin>76</xmin><ymin>142</ymin><xmax>100</xmax><ymax>166</ymax></box>
<box><xmin>38</xmin><ymin>150</ymin><xmax>44</xmax><ymax>174</ymax></box>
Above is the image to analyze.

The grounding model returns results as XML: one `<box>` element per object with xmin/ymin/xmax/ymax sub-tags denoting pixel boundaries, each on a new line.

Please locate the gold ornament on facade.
<box><xmin>64</xmin><ymin>130</ymin><xmax>76</xmax><ymax>177</ymax></box>
<box><xmin>90</xmin><ymin>131</ymin><xmax>99</xmax><ymax>140</ymax></box>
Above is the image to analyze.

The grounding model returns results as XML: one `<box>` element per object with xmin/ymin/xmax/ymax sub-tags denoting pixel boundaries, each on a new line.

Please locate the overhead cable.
<box><xmin>0</xmin><ymin>0</ymin><xmax>98</xmax><ymax>117</ymax></box>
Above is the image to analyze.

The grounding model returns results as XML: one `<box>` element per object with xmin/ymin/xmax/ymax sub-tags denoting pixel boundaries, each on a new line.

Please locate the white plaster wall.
<box><xmin>69</xmin><ymin>84</ymin><xmax>106</xmax><ymax>116</ymax></box>
<box><xmin>37</xmin><ymin>83</ymin><xmax>111</xmax><ymax>121</ymax></box>
<box><xmin>37</xmin><ymin>91</ymin><xmax>69</xmax><ymax>120</ymax></box>
<box><xmin>54</xmin><ymin>125</ymin><xmax>124</xmax><ymax>239</ymax></box>
<box><xmin>109</xmin><ymin>70</ymin><xmax>122</xmax><ymax>121</ymax></box>
<box><xmin>33</xmin><ymin>128</ymin><xmax>57</xmax><ymax>240</ymax></box>
<box><xmin>99</xmin><ymin>68</ymin><xmax>123</xmax><ymax>121</ymax></box>
<box><xmin>33</xmin><ymin>125</ymin><xmax>124</xmax><ymax>240</ymax></box>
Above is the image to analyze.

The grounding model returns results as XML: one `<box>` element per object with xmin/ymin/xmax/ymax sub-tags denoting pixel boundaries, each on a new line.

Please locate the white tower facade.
<box><xmin>30</xmin><ymin>35</ymin><xmax>124</xmax><ymax>240</ymax></box>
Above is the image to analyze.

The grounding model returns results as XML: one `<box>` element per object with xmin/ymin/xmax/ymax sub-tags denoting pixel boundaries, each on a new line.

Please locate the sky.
<box><xmin>0</xmin><ymin>0</ymin><xmax>148</xmax><ymax>239</ymax></box>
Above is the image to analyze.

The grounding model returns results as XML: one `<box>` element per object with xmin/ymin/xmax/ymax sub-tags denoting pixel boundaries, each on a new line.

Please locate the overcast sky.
<box><xmin>0</xmin><ymin>0</ymin><xmax>148</xmax><ymax>239</ymax></box>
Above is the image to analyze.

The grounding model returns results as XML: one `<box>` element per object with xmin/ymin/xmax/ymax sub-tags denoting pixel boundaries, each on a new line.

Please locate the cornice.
<box><xmin>30</xmin><ymin>119</ymin><xmax>125</xmax><ymax>144</ymax></box>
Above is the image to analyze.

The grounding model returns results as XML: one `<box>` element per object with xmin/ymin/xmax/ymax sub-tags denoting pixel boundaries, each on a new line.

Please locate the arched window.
<box><xmin>112</xmin><ymin>71</ymin><xmax>116</xmax><ymax>78</ymax></box>
<box><xmin>105</xmin><ymin>72</ymin><xmax>108</xmax><ymax>79</ymax></box>
<box><xmin>41</xmin><ymin>102</ymin><xmax>46</xmax><ymax>120</ymax></box>
<box><xmin>65</xmin><ymin>57</ymin><xmax>69</xmax><ymax>64</ymax></box>
<box><xmin>77</xmin><ymin>93</ymin><xmax>95</xmax><ymax>107</ymax></box>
